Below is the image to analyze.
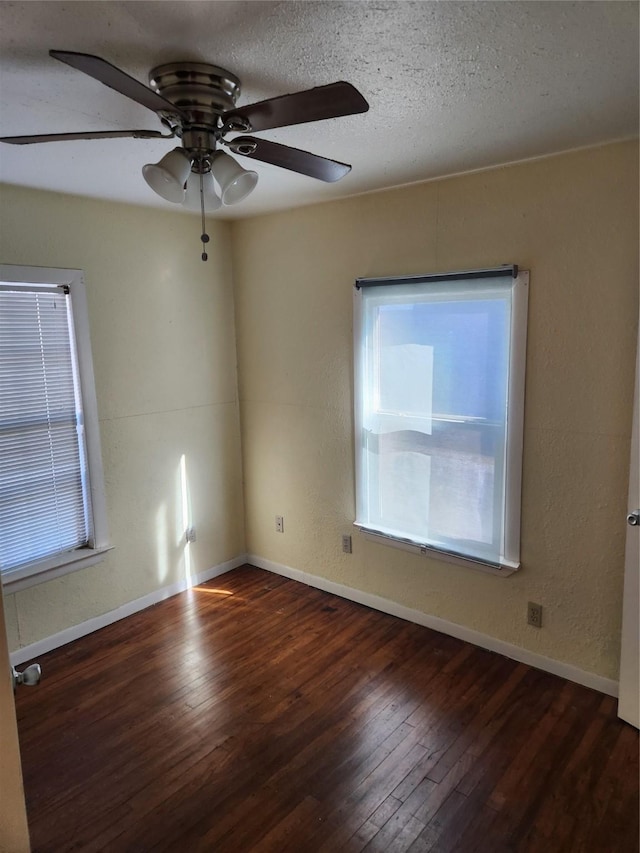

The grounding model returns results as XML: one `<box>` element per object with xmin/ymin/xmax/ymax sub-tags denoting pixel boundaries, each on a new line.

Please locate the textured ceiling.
<box><xmin>0</xmin><ymin>1</ymin><xmax>638</xmax><ymax>219</ymax></box>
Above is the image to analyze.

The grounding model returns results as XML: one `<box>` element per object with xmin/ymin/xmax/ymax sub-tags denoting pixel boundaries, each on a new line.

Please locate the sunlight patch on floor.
<box><xmin>195</xmin><ymin>587</ymin><xmax>235</xmax><ymax>596</ymax></box>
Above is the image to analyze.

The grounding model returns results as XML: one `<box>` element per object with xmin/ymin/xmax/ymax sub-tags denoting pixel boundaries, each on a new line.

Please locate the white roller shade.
<box><xmin>354</xmin><ymin>271</ymin><xmax>528</xmax><ymax>570</ymax></box>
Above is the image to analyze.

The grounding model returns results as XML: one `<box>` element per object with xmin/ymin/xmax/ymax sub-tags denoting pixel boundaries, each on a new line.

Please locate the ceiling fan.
<box><xmin>0</xmin><ymin>51</ymin><xmax>369</xmax><ymax>259</ymax></box>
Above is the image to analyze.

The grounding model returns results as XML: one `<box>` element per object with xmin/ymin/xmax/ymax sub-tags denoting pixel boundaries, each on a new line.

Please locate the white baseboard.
<box><xmin>249</xmin><ymin>554</ymin><xmax>619</xmax><ymax>698</ymax></box>
<box><xmin>10</xmin><ymin>554</ymin><xmax>248</xmax><ymax>666</ymax></box>
<box><xmin>12</xmin><ymin>552</ymin><xmax>619</xmax><ymax>698</ymax></box>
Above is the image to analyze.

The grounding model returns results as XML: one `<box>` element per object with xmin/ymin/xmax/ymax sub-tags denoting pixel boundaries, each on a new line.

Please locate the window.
<box><xmin>354</xmin><ymin>266</ymin><xmax>528</xmax><ymax>574</ymax></box>
<box><xmin>0</xmin><ymin>265</ymin><xmax>109</xmax><ymax>592</ymax></box>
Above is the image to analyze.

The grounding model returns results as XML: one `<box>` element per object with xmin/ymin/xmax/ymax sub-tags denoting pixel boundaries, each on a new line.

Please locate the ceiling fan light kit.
<box><xmin>1</xmin><ymin>51</ymin><xmax>369</xmax><ymax>259</ymax></box>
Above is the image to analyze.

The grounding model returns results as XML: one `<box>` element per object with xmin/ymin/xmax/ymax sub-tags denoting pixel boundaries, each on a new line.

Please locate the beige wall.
<box><xmin>0</xmin><ymin>186</ymin><xmax>245</xmax><ymax>649</ymax></box>
<box><xmin>1</xmin><ymin>141</ymin><xmax>637</xmax><ymax>682</ymax></box>
<box><xmin>232</xmin><ymin>141</ymin><xmax>639</xmax><ymax>681</ymax></box>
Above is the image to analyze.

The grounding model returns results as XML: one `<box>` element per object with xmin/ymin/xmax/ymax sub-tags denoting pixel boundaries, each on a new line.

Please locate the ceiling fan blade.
<box><xmin>228</xmin><ymin>136</ymin><xmax>351</xmax><ymax>182</ymax></box>
<box><xmin>0</xmin><ymin>129</ymin><xmax>171</xmax><ymax>145</ymax></box>
<box><xmin>50</xmin><ymin>51</ymin><xmax>186</xmax><ymax>119</ymax></box>
<box><xmin>222</xmin><ymin>81</ymin><xmax>368</xmax><ymax>133</ymax></box>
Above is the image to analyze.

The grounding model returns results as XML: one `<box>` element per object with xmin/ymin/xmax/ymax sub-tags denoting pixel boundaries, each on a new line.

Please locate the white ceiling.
<box><xmin>0</xmin><ymin>1</ymin><xmax>638</xmax><ymax>219</ymax></box>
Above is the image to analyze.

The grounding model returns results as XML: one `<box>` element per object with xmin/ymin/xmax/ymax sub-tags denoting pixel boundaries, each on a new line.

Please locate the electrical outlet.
<box><xmin>185</xmin><ymin>526</ymin><xmax>197</xmax><ymax>543</ymax></box>
<box><xmin>527</xmin><ymin>602</ymin><xmax>543</xmax><ymax>628</ymax></box>
<box><xmin>275</xmin><ymin>515</ymin><xmax>284</xmax><ymax>533</ymax></box>
<box><xmin>341</xmin><ymin>534</ymin><xmax>352</xmax><ymax>554</ymax></box>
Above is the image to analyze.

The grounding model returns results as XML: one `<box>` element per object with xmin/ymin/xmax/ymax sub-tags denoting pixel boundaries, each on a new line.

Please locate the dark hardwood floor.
<box><xmin>15</xmin><ymin>565</ymin><xmax>639</xmax><ymax>852</ymax></box>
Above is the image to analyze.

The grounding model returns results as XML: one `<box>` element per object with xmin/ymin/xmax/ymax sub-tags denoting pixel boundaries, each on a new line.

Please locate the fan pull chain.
<box><xmin>199</xmin><ymin>171</ymin><xmax>209</xmax><ymax>262</ymax></box>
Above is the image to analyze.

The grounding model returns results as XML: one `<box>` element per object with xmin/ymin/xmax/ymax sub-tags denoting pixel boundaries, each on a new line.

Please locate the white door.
<box><xmin>618</xmin><ymin>342</ymin><xmax>639</xmax><ymax>729</ymax></box>
<box><xmin>0</xmin><ymin>581</ymin><xmax>30</xmax><ymax>852</ymax></box>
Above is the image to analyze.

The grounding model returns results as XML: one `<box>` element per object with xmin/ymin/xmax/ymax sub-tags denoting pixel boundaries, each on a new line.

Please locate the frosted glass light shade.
<box><xmin>211</xmin><ymin>151</ymin><xmax>258</xmax><ymax>205</ymax></box>
<box><xmin>183</xmin><ymin>171</ymin><xmax>222</xmax><ymax>211</ymax></box>
<box><xmin>142</xmin><ymin>148</ymin><xmax>191</xmax><ymax>203</ymax></box>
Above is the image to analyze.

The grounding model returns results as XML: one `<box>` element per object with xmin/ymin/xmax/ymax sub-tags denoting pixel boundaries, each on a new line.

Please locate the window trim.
<box><xmin>0</xmin><ymin>264</ymin><xmax>111</xmax><ymax>593</ymax></box>
<box><xmin>353</xmin><ymin>267</ymin><xmax>529</xmax><ymax>576</ymax></box>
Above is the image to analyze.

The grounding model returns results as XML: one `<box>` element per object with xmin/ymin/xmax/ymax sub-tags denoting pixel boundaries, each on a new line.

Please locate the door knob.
<box><xmin>627</xmin><ymin>510</ymin><xmax>640</xmax><ymax>526</ymax></box>
<box><xmin>12</xmin><ymin>663</ymin><xmax>41</xmax><ymax>691</ymax></box>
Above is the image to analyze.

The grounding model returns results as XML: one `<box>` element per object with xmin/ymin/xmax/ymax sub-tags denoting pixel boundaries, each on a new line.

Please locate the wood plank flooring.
<box><xmin>14</xmin><ymin>565</ymin><xmax>639</xmax><ymax>852</ymax></box>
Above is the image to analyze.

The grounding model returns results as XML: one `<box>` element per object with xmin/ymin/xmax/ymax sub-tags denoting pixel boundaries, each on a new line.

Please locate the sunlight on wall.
<box><xmin>153</xmin><ymin>455</ymin><xmax>199</xmax><ymax>589</ymax></box>
<box><xmin>179</xmin><ymin>454</ymin><xmax>193</xmax><ymax>587</ymax></box>
<box><xmin>154</xmin><ymin>501</ymin><xmax>169</xmax><ymax>584</ymax></box>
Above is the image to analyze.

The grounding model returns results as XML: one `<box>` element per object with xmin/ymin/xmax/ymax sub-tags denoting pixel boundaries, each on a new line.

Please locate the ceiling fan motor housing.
<box><xmin>149</xmin><ymin>62</ymin><xmax>241</xmax><ymax>128</ymax></box>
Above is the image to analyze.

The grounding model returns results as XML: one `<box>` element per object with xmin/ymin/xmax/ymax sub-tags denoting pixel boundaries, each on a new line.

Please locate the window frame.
<box><xmin>353</xmin><ymin>267</ymin><xmax>529</xmax><ymax>576</ymax></box>
<box><xmin>0</xmin><ymin>264</ymin><xmax>111</xmax><ymax>593</ymax></box>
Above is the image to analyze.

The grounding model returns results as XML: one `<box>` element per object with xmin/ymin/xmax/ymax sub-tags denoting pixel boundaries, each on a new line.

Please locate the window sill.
<box><xmin>1</xmin><ymin>545</ymin><xmax>113</xmax><ymax>594</ymax></box>
<box><xmin>354</xmin><ymin>524</ymin><xmax>519</xmax><ymax>577</ymax></box>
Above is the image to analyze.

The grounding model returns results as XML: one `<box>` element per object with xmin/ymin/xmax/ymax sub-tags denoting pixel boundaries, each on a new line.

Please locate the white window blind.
<box><xmin>354</xmin><ymin>268</ymin><xmax>528</xmax><ymax>571</ymax></box>
<box><xmin>0</xmin><ymin>285</ymin><xmax>94</xmax><ymax>572</ymax></box>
